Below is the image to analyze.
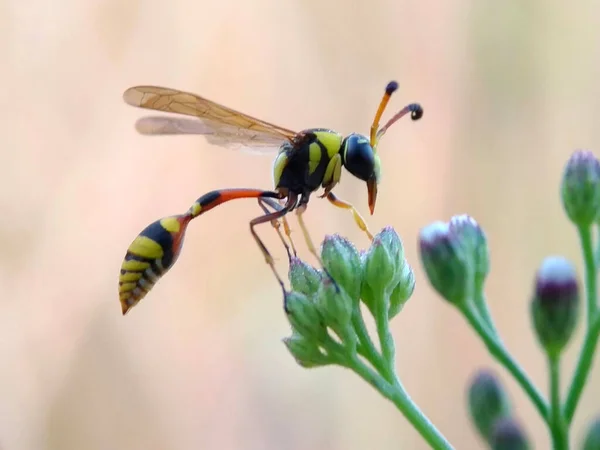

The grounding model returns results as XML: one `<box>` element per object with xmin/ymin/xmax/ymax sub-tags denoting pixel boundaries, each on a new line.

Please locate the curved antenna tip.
<box><xmin>385</xmin><ymin>81</ymin><xmax>399</xmax><ymax>95</ymax></box>
<box><xmin>409</xmin><ymin>103</ymin><xmax>424</xmax><ymax>120</ymax></box>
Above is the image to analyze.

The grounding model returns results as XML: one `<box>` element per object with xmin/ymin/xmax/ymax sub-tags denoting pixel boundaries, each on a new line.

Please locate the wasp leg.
<box><xmin>249</xmin><ymin>205</ymin><xmax>297</xmax><ymax>295</ymax></box>
<box><xmin>325</xmin><ymin>192</ymin><xmax>374</xmax><ymax>241</ymax></box>
<box><xmin>258</xmin><ymin>197</ymin><xmax>298</xmax><ymax>259</ymax></box>
<box><xmin>295</xmin><ymin>204</ymin><xmax>340</xmax><ymax>292</ymax></box>
<box><xmin>119</xmin><ymin>188</ymin><xmax>281</xmax><ymax>315</ymax></box>
<box><xmin>257</xmin><ymin>198</ymin><xmax>292</xmax><ymax>261</ymax></box>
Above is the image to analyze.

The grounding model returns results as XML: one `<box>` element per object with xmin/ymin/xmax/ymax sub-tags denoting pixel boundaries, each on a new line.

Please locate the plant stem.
<box><xmin>473</xmin><ymin>292</ymin><xmax>498</xmax><ymax>337</ymax></box>
<box><xmin>375</xmin><ymin>296</ymin><xmax>396</xmax><ymax>370</ymax></box>
<box><xmin>563</xmin><ymin>313</ymin><xmax>600</xmax><ymax>424</ymax></box>
<box><xmin>352</xmin><ymin>310</ymin><xmax>390</xmax><ymax>379</ymax></box>
<box><xmin>548</xmin><ymin>354</ymin><xmax>568</xmax><ymax>450</ymax></box>
<box><xmin>578</xmin><ymin>225</ymin><xmax>598</xmax><ymax>324</ymax></box>
<box><xmin>346</xmin><ymin>354</ymin><xmax>454</xmax><ymax>450</ymax></box>
<box><xmin>562</xmin><ymin>225</ymin><xmax>600</xmax><ymax>425</ymax></box>
<box><xmin>462</xmin><ymin>304</ymin><xmax>550</xmax><ymax>423</ymax></box>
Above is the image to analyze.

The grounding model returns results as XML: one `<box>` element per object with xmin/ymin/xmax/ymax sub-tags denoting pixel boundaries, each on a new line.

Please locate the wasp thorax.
<box><xmin>342</xmin><ymin>133</ymin><xmax>376</xmax><ymax>181</ymax></box>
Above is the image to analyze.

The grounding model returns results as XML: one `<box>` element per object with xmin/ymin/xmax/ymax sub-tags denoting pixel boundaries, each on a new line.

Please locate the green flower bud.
<box><xmin>283</xmin><ymin>332</ymin><xmax>331</xmax><ymax>368</ymax></box>
<box><xmin>467</xmin><ymin>369</ymin><xmax>511</xmax><ymax>442</ymax></box>
<box><xmin>449</xmin><ymin>214</ymin><xmax>490</xmax><ymax>291</ymax></box>
<box><xmin>561</xmin><ymin>149</ymin><xmax>600</xmax><ymax>226</ymax></box>
<box><xmin>418</xmin><ymin>221</ymin><xmax>469</xmax><ymax>306</ymax></box>
<box><xmin>361</xmin><ymin>227</ymin><xmax>407</xmax><ymax>315</ymax></box>
<box><xmin>285</xmin><ymin>291</ymin><xmax>327</xmax><ymax>343</ymax></box>
<box><xmin>316</xmin><ymin>277</ymin><xmax>355</xmax><ymax>344</ymax></box>
<box><xmin>364</xmin><ymin>237</ymin><xmax>395</xmax><ymax>291</ymax></box>
<box><xmin>289</xmin><ymin>256</ymin><xmax>322</xmax><ymax>297</ymax></box>
<box><xmin>530</xmin><ymin>256</ymin><xmax>580</xmax><ymax>359</ymax></box>
<box><xmin>320</xmin><ymin>234</ymin><xmax>362</xmax><ymax>299</ymax></box>
<box><xmin>388</xmin><ymin>262</ymin><xmax>415</xmax><ymax>319</ymax></box>
<box><xmin>582</xmin><ymin>416</ymin><xmax>600</xmax><ymax>450</ymax></box>
<box><xmin>490</xmin><ymin>418</ymin><xmax>530</xmax><ymax>450</ymax></box>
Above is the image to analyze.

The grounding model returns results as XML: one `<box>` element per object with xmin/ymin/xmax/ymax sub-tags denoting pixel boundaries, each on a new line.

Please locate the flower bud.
<box><xmin>467</xmin><ymin>369</ymin><xmax>511</xmax><ymax>442</ymax></box>
<box><xmin>582</xmin><ymin>416</ymin><xmax>600</xmax><ymax>450</ymax></box>
<box><xmin>490</xmin><ymin>418</ymin><xmax>530</xmax><ymax>450</ymax></box>
<box><xmin>388</xmin><ymin>262</ymin><xmax>415</xmax><ymax>319</ymax></box>
<box><xmin>289</xmin><ymin>256</ymin><xmax>322</xmax><ymax>297</ymax></box>
<box><xmin>283</xmin><ymin>332</ymin><xmax>331</xmax><ymax>368</ymax></box>
<box><xmin>285</xmin><ymin>291</ymin><xmax>328</xmax><ymax>344</ymax></box>
<box><xmin>530</xmin><ymin>256</ymin><xmax>580</xmax><ymax>358</ymax></box>
<box><xmin>449</xmin><ymin>214</ymin><xmax>490</xmax><ymax>292</ymax></box>
<box><xmin>418</xmin><ymin>221</ymin><xmax>469</xmax><ymax>306</ymax></box>
<box><xmin>321</xmin><ymin>234</ymin><xmax>362</xmax><ymax>299</ymax></box>
<box><xmin>361</xmin><ymin>227</ymin><xmax>408</xmax><ymax>315</ymax></box>
<box><xmin>316</xmin><ymin>277</ymin><xmax>355</xmax><ymax>344</ymax></box>
<box><xmin>561</xmin><ymin>149</ymin><xmax>600</xmax><ymax>226</ymax></box>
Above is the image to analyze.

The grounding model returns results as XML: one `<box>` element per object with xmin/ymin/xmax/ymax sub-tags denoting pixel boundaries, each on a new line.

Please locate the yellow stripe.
<box><xmin>323</xmin><ymin>154</ymin><xmax>342</xmax><ymax>185</ymax></box>
<box><xmin>189</xmin><ymin>202</ymin><xmax>202</xmax><ymax>217</ymax></box>
<box><xmin>128</xmin><ymin>236</ymin><xmax>164</xmax><ymax>259</ymax></box>
<box><xmin>272</xmin><ymin>152</ymin><xmax>288</xmax><ymax>188</ymax></box>
<box><xmin>120</xmin><ymin>272</ymin><xmax>142</xmax><ymax>282</ymax></box>
<box><xmin>160</xmin><ymin>216</ymin><xmax>180</xmax><ymax>233</ymax></box>
<box><xmin>313</xmin><ymin>131</ymin><xmax>343</xmax><ymax>159</ymax></box>
<box><xmin>121</xmin><ymin>260</ymin><xmax>150</xmax><ymax>271</ymax></box>
<box><xmin>308</xmin><ymin>142</ymin><xmax>321</xmax><ymax>175</ymax></box>
<box><xmin>119</xmin><ymin>282</ymin><xmax>137</xmax><ymax>293</ymax></box>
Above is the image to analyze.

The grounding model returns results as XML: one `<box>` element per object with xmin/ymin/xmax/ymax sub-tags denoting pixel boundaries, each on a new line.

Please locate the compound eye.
<box><xmin>344</xmin><ymin>134</ymin><xmax>375</xmax><ymax>181</ymax></box>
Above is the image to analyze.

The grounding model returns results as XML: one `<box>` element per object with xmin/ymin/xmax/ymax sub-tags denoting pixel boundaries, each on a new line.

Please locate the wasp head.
<box><xmin>341</xmin><ymin>133</ymin><xmax>381</xmax><ymax>215</ymax></box>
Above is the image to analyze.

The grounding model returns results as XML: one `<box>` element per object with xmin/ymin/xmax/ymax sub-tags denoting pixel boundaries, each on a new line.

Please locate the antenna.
<box><xmin>369</xmin><ymin>81</ymin><xmax>423</xmax><ymax>152</ymax></box>
<box><xmin>370</xmin><ymin>81</ymin><xmax>399</xmax><ymax>148</ymax></box>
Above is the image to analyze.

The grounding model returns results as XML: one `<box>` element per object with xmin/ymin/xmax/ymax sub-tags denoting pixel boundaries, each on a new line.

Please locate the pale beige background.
<box><xmin>2</xmin><ymin>0</ymin><xmax>600</xmax><ymax>449</ymax></box>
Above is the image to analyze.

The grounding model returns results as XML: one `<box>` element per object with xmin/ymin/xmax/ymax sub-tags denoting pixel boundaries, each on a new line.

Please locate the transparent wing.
<box><xmin>123</xmin><ymin>86</ymin><xmax>298</xmax><ymax>155</ymax></box>
<box><xmin>133</xmin><ymin>116</ymin><xmax>286</xmax><ymax>155</ymax></box>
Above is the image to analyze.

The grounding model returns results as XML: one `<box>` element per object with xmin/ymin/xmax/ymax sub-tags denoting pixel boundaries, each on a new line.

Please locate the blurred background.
<box><xmin>2</xmin><ymin>0</ymin><xmax>600</xmax><ymax>448</ymax></box>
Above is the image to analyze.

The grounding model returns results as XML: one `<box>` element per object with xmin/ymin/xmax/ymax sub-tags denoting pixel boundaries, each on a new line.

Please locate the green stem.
<box><xmin>346</xmin><ymin>354</ymin><xmax>454</xmax><ymax>450</ymax></box>
<box><xmin>462</xmin><ymin>304</ymin><xmax>550</xmax><ymax>423</ymax></box>
<box><xmin>473</xmin><ymin>292</ymin><xmax>498</xmax><ymax>337</ymax></box>
<box><xmin>548</xmin><ymin>354</ymin><xmax>568</xmax><ymax>450</ymax></box>
<box><xmin>375</xmin><ymin>298</ymin><xmax>396</xmax><ymax>370</ymax></box>
<box><xmin>563</xmin><ymin>313</ymin><xmax>600</xmax><ymax>424</ymax></box>
<box><xmin>562</xmin><ymin>225</ymin><xmax>600</xmax><ymax>424</ymax></box>
<box><xmin>578</xmin><ymin>225</ymin><xmax>598</xmax><ymax>324</ymax></box>
<box><xmin>352</xmin><ymin>311</ymin><xmax>391</xmax><ymax>380</ymax></box>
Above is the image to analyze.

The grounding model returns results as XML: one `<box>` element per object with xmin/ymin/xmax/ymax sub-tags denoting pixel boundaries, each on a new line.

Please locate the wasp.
<box><xmin>118</xmin><ymin>81</ymin><xmax>423</xmax><ymax>315</ymax></box>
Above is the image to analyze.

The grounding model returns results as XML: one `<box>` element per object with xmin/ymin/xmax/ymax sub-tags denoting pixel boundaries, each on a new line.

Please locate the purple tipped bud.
<box><xmin>561</xmin><ymin>149</ymin><xmax>600</xmax><ymax>226</ymax></box>
<box><xmin>531</xmin><ymin>256</ymin><xmax>580</xmax><ymax>358</ymax></box>
<box><xmin>490</xmin><ymin>418</ymin><xmax>530</xmax><ymax>450</ymax></box>
<box><xmin>467</xmin><ymin>369</ymin><xmax>511</xmax><ymax>442</ymax></box>
<box><xmin>449</xmin><ymin>215</ymin><xmax>490</xmax><ymax>291</ymax></box>
<box><xmin>418</xmin><ymin>221</ymin><xmax>469</xmax><ymax>305</ymax></box>
<box><xmin>582</xmin><ymin>416</ymin><xmax>600</xmax><ymax>450</ymax></box>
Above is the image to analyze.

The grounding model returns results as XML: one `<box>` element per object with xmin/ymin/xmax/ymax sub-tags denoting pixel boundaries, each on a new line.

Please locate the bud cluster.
<box><xmin>283</xmin><ymin>228</ymin><xmax>415</xmax><ymax>367</ymax></box>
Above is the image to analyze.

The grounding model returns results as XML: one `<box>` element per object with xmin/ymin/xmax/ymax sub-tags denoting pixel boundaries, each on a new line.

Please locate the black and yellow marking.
<box><xmin>120</xmin><ymin>80</ymin><xmax>423</xmax><ymax>314</ymax></box>
<box><xmin>119</xmin><ymin>188</ymin><xmax>284</xmax><ymax>314</ymax></box>
<box><xmin>119</xmin><ymin>214</ymin><xmax>191</xmax><ymax>314</ymax></box>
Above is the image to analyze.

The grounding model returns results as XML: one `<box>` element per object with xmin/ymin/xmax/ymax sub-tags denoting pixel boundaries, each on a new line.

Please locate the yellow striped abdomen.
<box><xmin>119</xmin><ymin>214</ymin><xmax>190</xmax><ymax>314</ymax></box>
